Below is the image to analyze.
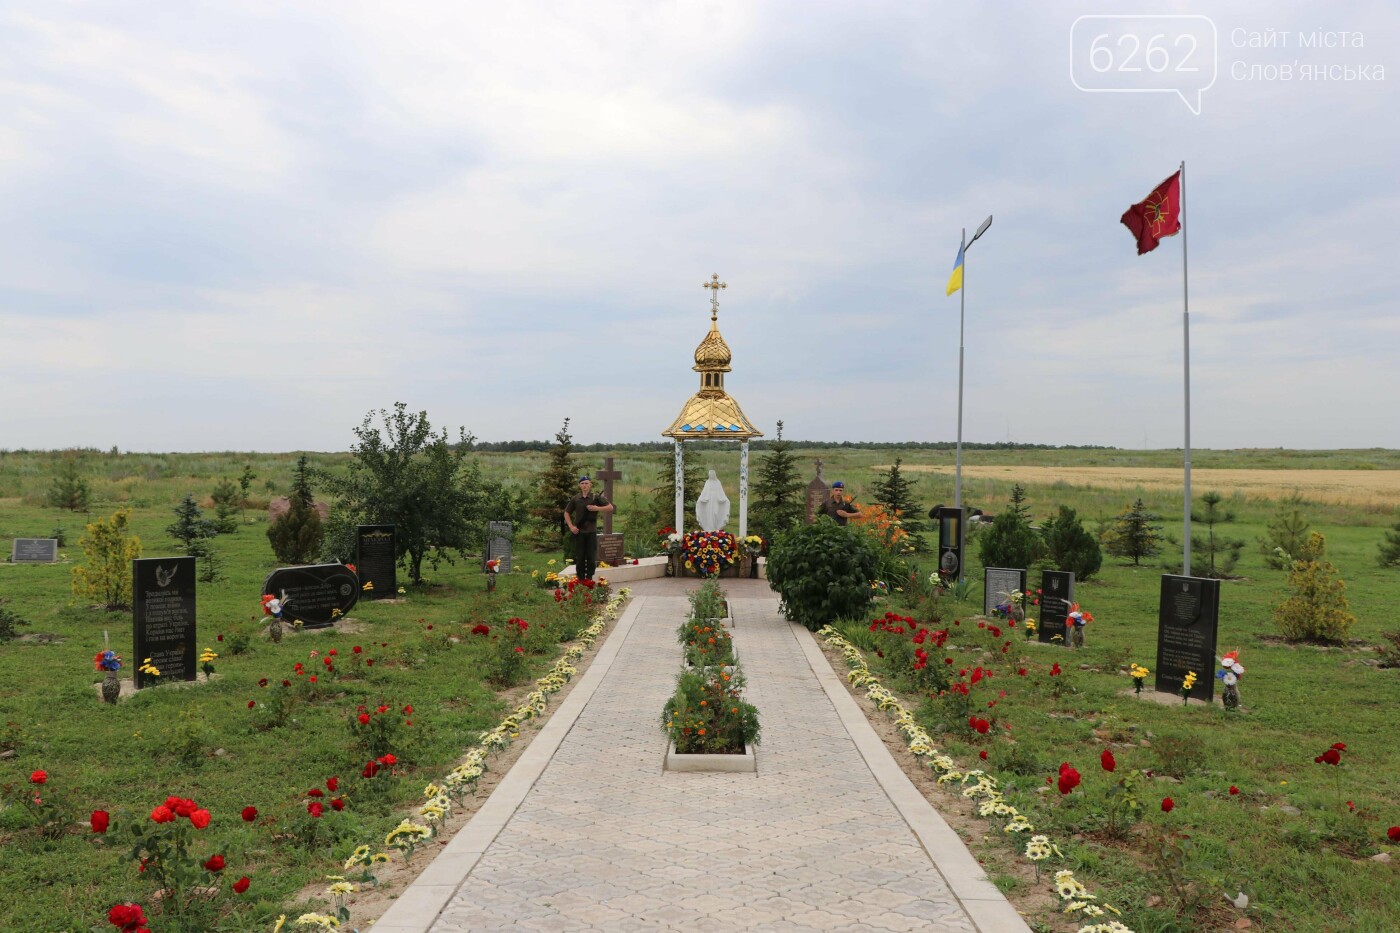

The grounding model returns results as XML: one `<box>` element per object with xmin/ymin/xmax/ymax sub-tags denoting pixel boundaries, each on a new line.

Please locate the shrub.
<box><xmin>71</xmin><ymin>509</ymin><xmax>142</xmax><ymax>610</ymax></box>
<box><xmin>978</xmin><ymin>508</ymin><xmax>1042</xmax><ymax>571</ymax></box>
<box><xmin>0</xmin><ymin>603</ymin><xmax>30</xmax><ymax>641</ymax></box>
<box><xmin>267</xmin><ymin>455</ymin><xmax>324</xmax><ymax>565</ymax></box>
<box><xmin>1259</xmin><ymin>498</ymin><xmax>1312</xmax><ymax>570</ymax></box>
<box><xmin>765</xmin><ymin>520</ymin><xmax>879</xmax><ymax>631</ymax></box>
<box><xmin>1378</xmin><ymin>519</ymin><xmax>1400</xmax><ymax>569</ymax></box>
<box><xmin>1041</xmin><ymin>505</ymin><xmax>1102</xmax><ymax>581</ymax></box>
<box><xmin>1273</xmin><ymin>532</ymin><xmax>1356</xmax><ymax>644</ymax></box>
<box><xmin>45</xmin><ymin>456</ymin><xmax>90</xmax><ymax>512</ymax></box>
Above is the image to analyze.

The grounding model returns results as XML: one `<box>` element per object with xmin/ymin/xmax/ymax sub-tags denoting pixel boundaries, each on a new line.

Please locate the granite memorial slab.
<box><xmin>356</xmin><ymin>525</ymin><xmax>396</xmax><ymax>599</ymax></box>
<box><xmin>133</xmin><ymin>556</ymin><xmax>197</xmax><ymax>688</ymax></box>
<box><xmin>983</xmin><ymin>567</ymin><xmax>1028</xmax><ymax>617</ymax></box>
<box><xmin>1037</xmin><ymin>570</ymin><xmax>1075</xmax><ymax>645</ymax></box>
<box><xmin>1155</xmin><ymin>574</ymin><xmax>1220</xmax><ymax>702</ymax></box>
<box><xmin>486</xmin><ymin>521</ymin><xmax>514</xmax><ymax>573</ymax></box>
<box><xmin>11</xmin><ymin>538</ymin><xmax>59</xmax><ymax>563</ymax></box>
<box><xmin>263</xmin><ymin>563</ymin><xmax>360</xmax><ymax>629</ymax></box>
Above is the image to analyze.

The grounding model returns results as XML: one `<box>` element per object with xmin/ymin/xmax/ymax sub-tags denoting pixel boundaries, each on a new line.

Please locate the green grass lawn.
<box><xmin>2</xmin><ymin>446</ymin><xmax>1398</xmax><ymax>932</ymax></box>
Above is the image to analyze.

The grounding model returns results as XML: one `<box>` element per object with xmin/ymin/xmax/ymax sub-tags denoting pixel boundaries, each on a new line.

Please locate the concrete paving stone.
<box><xmin>390</xmin><ymin>592</ymin><xmax>1025</xmax><ymax>933</ymax></box>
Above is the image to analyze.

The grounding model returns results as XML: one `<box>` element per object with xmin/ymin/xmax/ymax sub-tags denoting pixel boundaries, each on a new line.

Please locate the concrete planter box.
<box><xmin>664</xmin><ymin>739</ymin><xmax>757</xmax><ymax>773</ymax></box>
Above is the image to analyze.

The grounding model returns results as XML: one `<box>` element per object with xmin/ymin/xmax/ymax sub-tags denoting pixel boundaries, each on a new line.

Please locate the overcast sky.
<box><xmin>3</xmin><ymin>1</ymin><xmax>1397</xmax><ymax>452</ymax></box>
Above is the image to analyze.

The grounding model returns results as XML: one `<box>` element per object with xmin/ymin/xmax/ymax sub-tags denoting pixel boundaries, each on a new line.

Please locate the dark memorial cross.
<box><xmin>983</xmin><ymin>567</ymin><xmax>1027</xmax><ymax>617</ymax></box>
<box><xmin>486</xmin><ymin>521</ymin><xmax>514</xmax><ymax>573</ymax></box>
<box><xmin>263</xmin><ymin>563</ymin><xmax>360</xmax><ymax>629</ymax></box>
<box><xmin>594</xmin><ymin>457</ymin><xmax>625</xmax><ymax>566</ymax></box>
<box><xmin>356</xmin><ymin>525</ymin><xmax>396</xmax><ymax>599</ymax></box>
<box><xmin>12</xmin><ymin>538</ymin><xmax>59</xmax><ymax>563</ymax></box>
<box><xmin>937</xmin><ymin>507</ymin><xmax>965</xmax><ymax>582</ymax></box>
<box><xmin>804</xmin><ymin>458</ymin><xmax>829</xmax><ymax>525</ymax></box>
<box><xmin>1037</xmin><ymin>570</ymin><xmax>1075</xmax><ymax>645</ymax></box>
<box><xmin>133</xmin><ymin>556</ymin><xmax>197</xmax><ymax>688</ymax></box>
<box><xmin>1155</xmin><ymin>574</ymin><xmax>1220</xmax><ymax>702</ymax></box>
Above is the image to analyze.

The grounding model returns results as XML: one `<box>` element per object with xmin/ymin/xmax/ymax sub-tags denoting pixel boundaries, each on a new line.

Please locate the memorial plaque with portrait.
<box><xmin>1037</xmin><ymin>570</ymin><xmax>1075</xmax><ymax>645</ymax></box>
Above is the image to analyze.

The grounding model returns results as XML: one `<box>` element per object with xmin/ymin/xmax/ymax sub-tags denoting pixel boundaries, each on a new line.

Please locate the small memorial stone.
<box><xmin>263</xmin><ymin>564</ymin><xmax>360</xmax><ymax>629</ymax></box>
<box><xmin>983</xmin><ymin>567</ymin><xmax>1027</xmax><ymax>616</ymax></box>
<box><xmin>1155</xmin><ymin>574</ymin><xmax>1220</xmax><ymax>702</ymax></box>
<box><xmin>11</xmin><ymin>538</ymin><xmax>59</xmax><ymax>563</ymax></box>
<box><xmin>133</xmin><ymin>557</ymin><xmax>197</xmax><ymax>688</ymax></box>
<box><xmin>597</xmin><ymin>533</ymin><xmax>625</xmax><ymax>568</ymax></box>
<box><xmin>486</xmin><ymin>521</ymin><xmax>514</xmax><ymax>573</ymax></box>
<box><xmin>356</xmin><ymin>525</ymin><xmax>396</xmax><ymax>599</ymax></box>
<box><xmin>1037</xmin><ymin>570</ymin><xmax>1075</xmax><ymax>645</ymax></box>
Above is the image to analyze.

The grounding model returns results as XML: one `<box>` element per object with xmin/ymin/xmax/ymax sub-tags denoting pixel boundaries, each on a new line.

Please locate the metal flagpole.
<box><xmin>955</xmin><ymin>227</ymin><xmax>966</xmax><ymax>510</ymax></box>
<box><xmin>1180</xmin><ymin>159</ymin><xmax>1192</xmax><ymax>573</ymax></box>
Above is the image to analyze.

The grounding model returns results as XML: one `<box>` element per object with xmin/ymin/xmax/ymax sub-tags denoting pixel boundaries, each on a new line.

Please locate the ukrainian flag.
<box><xmin>945</xmin><ymin>243</ymin><xmax>964</xmax><ymax>296</ymax></box>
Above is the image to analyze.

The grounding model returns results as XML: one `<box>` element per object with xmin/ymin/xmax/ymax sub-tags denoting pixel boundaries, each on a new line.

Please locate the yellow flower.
<box><xmin>343</xmin><ymin>845</ymin><xmax>371</xmax><ymax>869</ymax></box>
<box><xmin>1182</xmin><ymin>671</ymin><xmax>1198</xmax><ymax>690</ymax></box>
<box><xmin>327</xmin><ymin>881</ymin><xmax>357</xmax><ymax>897</ymax></box>
<box><xmin>331</xmin><ymin>608</ymin><xmax>343</xmax><ymax>618</ymax></box>
<box><xmin>362</xmin><ymin>581</ymin><xmax>374</xmax><ymax>591</ymax></box>
<box><xmin>272</xmin><ymin>916</ymin><xmax>286</xmax><ymax>933</ymax></box>
<box><xmin>199</xmin><ymin>648</ymin><xmax>218</xmax><ymax>663</ymax></box>
<box><xmin>547</xmin><ymin>559</ymin><xmax>556</xmax><ymax>566</ymax></box>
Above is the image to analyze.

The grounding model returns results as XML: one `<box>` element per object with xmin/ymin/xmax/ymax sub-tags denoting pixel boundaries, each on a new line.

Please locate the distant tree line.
<box><xmin>464</xmin><ymin>439</ymin><xmax>1115</xmax><ymax>453</ymax></box>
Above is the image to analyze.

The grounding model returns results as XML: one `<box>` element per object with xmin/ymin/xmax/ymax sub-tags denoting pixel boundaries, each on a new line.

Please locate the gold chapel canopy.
<box><xmin>662</xmin><ymin>274</ymin><xmax>763</xmax><ymax>441</ymax></box>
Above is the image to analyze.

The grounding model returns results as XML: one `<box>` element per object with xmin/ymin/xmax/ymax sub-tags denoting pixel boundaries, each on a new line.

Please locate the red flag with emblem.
<box><xmin>1121</xmin><ymin>171</ymin><xmax>1182</xmax><ymax>255</ymax></box>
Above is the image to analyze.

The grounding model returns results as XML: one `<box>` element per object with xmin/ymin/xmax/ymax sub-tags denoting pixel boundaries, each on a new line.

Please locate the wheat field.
<box><xmin>893</xmin><ymin>465</ymin><xmax>1400</xmax><ymax>507</ymax></box>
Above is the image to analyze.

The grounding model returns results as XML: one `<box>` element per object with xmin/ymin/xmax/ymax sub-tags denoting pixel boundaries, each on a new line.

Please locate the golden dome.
<box><xmin>693</xmin><ymin>321</ymin><xmax>732</xmax><ymax>371</ymax></box>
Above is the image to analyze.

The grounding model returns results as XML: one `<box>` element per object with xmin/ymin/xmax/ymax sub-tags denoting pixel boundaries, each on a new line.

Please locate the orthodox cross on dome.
<box><xmin>702</xmin><ymin>273</ymin><xmax>726</xmax><ymax>321</ymax></box>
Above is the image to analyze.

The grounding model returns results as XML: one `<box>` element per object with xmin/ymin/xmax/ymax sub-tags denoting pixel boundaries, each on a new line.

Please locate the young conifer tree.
<box><xmin>46</xmin><ymin>456</ymin><xmax>90</xmax><ymax>512</ymax></box>
<box><xmin>1380</xmin><ymin>520</ymin><xmax>1400</xmax><ymax>569</ymax></box>
<box><xmin>1104</xmin><ymin>498</ymin><xmax>1164</xmax><ymax>565</ymax></box>
<box><xmin>871</xmin><ymin>456</ymin><xmax>927</xmax><ymax>551</ymax></box>
<box><xmin>749</xmin><ymin>421</ymin><xmax>805</xmax><ymax>548</ymax></box>
<box><xmin>530</xmin><ymin>419</ymin><xmax>579</xmax><ymax>553</ymax></box>
<box><xmin>267</xmin><ymin>455</ymin><xmax>324</xmax><ymax>564</ymax></box>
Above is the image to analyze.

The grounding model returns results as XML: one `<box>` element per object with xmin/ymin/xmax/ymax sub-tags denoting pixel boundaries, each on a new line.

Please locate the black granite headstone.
<box><xmin>356</xmin><ymin>525</ymin><xmax>396</xmax><ymax>599</ymax></box>
<box><xmin>263</xmin><ymin>564</ymin><xmax>360</xmax><ymax>629</ymax></box>
<box><xmin>486</xmin><ymin>521</ymin><xmax>513</xmax><ymax>573</ymax></box>
<box><xmin>983</xmin><ymin>567</ymin><xmax>1027</xmax><ymax>616</ymax></box>
<box><xmin>597</xmin><ymin>533</ymin><xmax>625</xmax><ymax>568</ymax></box>
<box><xmin>12</xmin><ymin>538</ymin><xmax>59</xmax><ymax>563</ymax></box>
<box><xmin>1037</xmin><ymin>570</ymin><xmax>1075</xmax><ymax>645</ymax></box>
<box><xmin>133</xmin><ymin>557</ymin><xmax>197</xmax><ymax>688</ymax></box>
<box><xmin>1155</xmin><ymin>575</ymin><xmax>1220</xmax><ymax>702</ymax></box>
<box><xmin>937</xmin><ymin>507</ymin><xmax>965</xmax><ymax>581</ymax></box>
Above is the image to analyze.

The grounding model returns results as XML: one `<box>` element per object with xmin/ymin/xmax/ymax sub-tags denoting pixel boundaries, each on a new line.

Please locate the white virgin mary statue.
<box><xmin>695</xmin><ymin>469</ymin><xmax>731</xmax><ymax>532</ymax></box>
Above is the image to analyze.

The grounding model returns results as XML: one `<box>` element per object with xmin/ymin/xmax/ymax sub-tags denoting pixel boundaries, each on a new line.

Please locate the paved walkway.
<box><xmin>372</xmin><ymin>583</ymin><xmax>1030</xmax><ymax>932</ymax></box>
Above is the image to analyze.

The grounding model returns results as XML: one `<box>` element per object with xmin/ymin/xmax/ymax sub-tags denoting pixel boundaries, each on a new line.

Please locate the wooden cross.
<box><xmin>702</xmin><ymin>273</ymin><xmax>726</xmax><ymax>321</ymax></box>
<box><xmin>595</xmin><ymin>457</ymin><xmax>622</xmax><ymax>534</ymax></box>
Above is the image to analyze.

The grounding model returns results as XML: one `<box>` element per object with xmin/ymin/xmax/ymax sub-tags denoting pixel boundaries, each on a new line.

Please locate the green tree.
<box><xmin>871</xmin><ymin>456</ymin><xmax>927</xmax><ymax>552</ymax></box>
<box><xmin>167</xmin><ymin>494</ymin><xmax>222</xmax><ymax>582</ymax></box>
<box><xmin>237</xmin><ymin>464</ymin><xmax>257</xmax><ymax>524</ymax></box>
<box><xmin>1041</xmin><ymin>505</ymin><xmax>1102</xmax><ymax>581</ymax></box>
<box><xmin>1259</xmin><ymin>497</ymin><xmax>1312</xmax><ymax>569</ymax></box>
<box><xmin>267</xmin><ymin>455</ymin><xmax>324</xmax><ymax>565</ymax></box>
<box><xmin>748</xmin><ymin>420</ymin><xmax>805</xmax><ymax>549</ymax></box>
<box><xmin>210</xmin><ymin>478</ymin><xmax>241</xmax><ymax>534</ymax></box>
<box><xmin>71</xmin><ymin>509</ymin><xmax>142</xmax><ymax>610</ymax></box>
<box><xmin>1185</xmin><ymin>491</ymin><xmax>1245</xmax><ymax>579</ymax></box>
<box><xmin>1273</xmin><ymin>532</ymin><xmax>1355</xmax><ymax>643</ymax></box>
<box><xmin>529</xmin><ymin>419</ymin><xmax>579</xmax><ymax>553</ymax></box>
<box><xmin>1104</xmin><ymin>499</ymin><xmax>1164</xmax><ymax>566</ymax></box>
<box><xmin>323</xmin><ymin>403</ymin><xmax>505</xmax><ymax>584</ymax></box>
<box><xmin>647</xmin><ymin>453</ymin><xmax>704</xmax><ymax>536</ymax></box>
<box><xmin>1380</xmin><ymin>520</ymin><xmax>1400</xmax><ymax>569</ymax></box>
<box><xmin>765</xmin><ymin>521</ymin><xmax>880</xmax><ymax>631</ymax></box>
<box><xmin>46</xmin><ymin>456</ymin><xmax>90</xmax><ymax>512</ymax></box>
<box><xmin>978</xmin><ymin>485</ymin><xmax>1042</xmax><ymax>570</ymax></box>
